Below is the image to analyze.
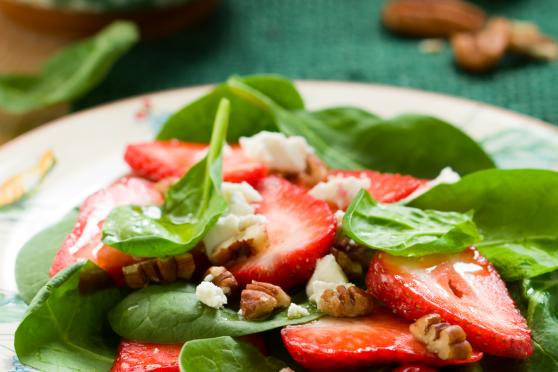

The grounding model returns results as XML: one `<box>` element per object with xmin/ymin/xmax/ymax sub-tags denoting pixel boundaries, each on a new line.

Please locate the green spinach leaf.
<box><xmin>179</xmin><ymin>336</ymin><xmax>287</xmax><ymax>372</ymax></box>
<box><xmin>343</xmin><ymin>190</ymin><xmax>481</xmax><ymax>257</ymax></box>
<box><xmin>157</xmin><ymin>74</ymin><xmax>303</xmax><ymax>142</ymax></box>
<box><xmin>0</xmin><ymin>21</ymin><xmax>138</xmax><ymax>114</ymax></box>
<box><xmin>15</xmin><ymin>209</ymin><xmax>78</xmax><ymax>304</ymax></box>
<box><xmin>102</xmin><ymin>99</ymin><xmax>230</xmax><ymax>256</ymax></box>
<box><xmin>109</xmin><ymin>283</ymin><xmax>320</xmax><ymax>343</ymax></box>
<box><xmin>226</xmin><ymin>78</ymin><xmax>494</xmax><ymax>177</ymax></box>
<box><xmin>306</xmin><ymin>111</ymin><xmax>495</xmax><ymax>178</ymax></box>
<box><xmin>15</xmin><ymin>261</ymin><xmax>124</xmax><ymax>372</ymax></box>
<box><xmin>519</xmin><ymin>272</ymin><xmax>558</xmax><ymax>371</ymax></box>
<box><xmin>410</xmin><ymin>169</ymin><xmax>558</xmax><ymax>279</ymax></box>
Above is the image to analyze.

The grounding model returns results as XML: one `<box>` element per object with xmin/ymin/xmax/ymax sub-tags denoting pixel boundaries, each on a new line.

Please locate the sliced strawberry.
<box><xmin>49</xmin><ymin>177</ymin><xmax>163</xmax><ymax>284</ymax></box>
<box><xmin>329</xmin><ymin>170</ymin><xmax>427</xmax><ymax>203</ymax></box>
<box><xmin>366</xmin><ymin>248</ymin><xmax>532</xmax><ymax>359</ymax></box>
<box><xmin>125</xmin><ymin>141</ymin><xmax>267</xmax><ymax>185</ymax></box>
<box><xmin>229</xmin><ymin>176</ymin><xmax>336</xmax><ymax>289</ymax></box>
<box><xmin>111</xmin><ymin>340</ymin><xmax>181</xmax><ymax>372</ymax></box>
<box><xmin>281</xmin><ymin>310</ymin><xmax>482</xmax><ymax>370</ymax></box>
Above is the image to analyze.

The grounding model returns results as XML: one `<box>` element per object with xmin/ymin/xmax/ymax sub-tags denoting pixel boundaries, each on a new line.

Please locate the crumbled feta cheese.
<box><xmin>402</xmin><ymin>167</ymin><xmax>461</xmax><ymax>202</ymax></box>
<box><xmin>306</xmin><ymin>254</ymin><xmax>349</xmax><ymax>301</ymax></box>
<box><xmin>239</xmin><ymin>131</ymin><xmax>314</xmax><ymax>173</ymax></box>
<box><xmin>195</xmin><ymin>281</ymin><xmax>227</xmax><ymax>309</ymax></box>
<box><xmin>203</xmin><ymin>214</ymin><xmax>267</xmax><ymax>258</ymax></box>
<box><xmin>309</xmin><ymin>176</ymin><xmax>371</xmax><ymax>210</ymax></box>
<box><xmin>287</xmin><ymin>303</ymin><xmax>310</xmax><ymax>319</ymax></box>
<box><xmin>222</xmin><ymin>182</ymin><xmax>262</xmax><ymax>216</ymax></box>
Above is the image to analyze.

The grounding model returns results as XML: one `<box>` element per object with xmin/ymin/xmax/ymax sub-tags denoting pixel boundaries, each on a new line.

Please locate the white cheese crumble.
<box><xmin>239</xmin><ymin>131</ymin><xmax>314</xmax><ymax>173</ymax></box>
<box><xmin>306</xmin><ymin>254</ymin><xmax>349</xmax><ymax>302</ymax></box>
<box><xmin>334</xmin><ymin>210</ymin><xmax>345</xmax><ymax>235</ymax></box>
<box><xmin>287</xmin><ymin>303</ymin><xmax>310</xmax><ymax>319</ymax></box>
<box><xmin>221</xmin><ymin>181</ymin><xmax>263</xmax><ymax>216</ymax></box>
<box><xmin>309</xmin><ymin>175</ymin><xmax>371</xmax><ymax>210</ymax></box>
<box><xmin>203</xmin><ymin>214</ymin><xmax>267</xmax><ymax>258</ymax></box>
<box><xmin>402</xmin><ymin>167</ymin><xmax>461</xmax><ymax>202</ymax></box>
<box><xmin>195</xmin><ymin>281</ymin><xmax>227</xmax><ymax>309</ymax></box>
<box><xmin>203</xmin><ymin>181</ymin><xmax>268</xmax><ymax>261</ymax></box>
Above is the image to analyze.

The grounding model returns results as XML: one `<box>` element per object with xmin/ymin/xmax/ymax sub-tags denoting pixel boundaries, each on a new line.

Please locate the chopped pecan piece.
<box><xmin>175</xmin><ymin>253</ymin><xmax>196</xmax><ymax>280</ymax></box>
<box><xmin>122</xmin><ymin>253</ymin><xmax>196</xmax><ymax>288</ymax></box>
<box><xmin>295</xmin><ymin>155</ymin><xmax>329</xmax><ymax>188</ymax></box>
<box><xmin>452</xmin><ymin>18</ymin><xmax>511</xmax><ymax>73</ymax></box>
<box><xmin>331</xmin><ymin>247</ymin><xmax>363</xmax><ymax>280</ymax></box>
<box><xmin>204</xmin><ymin>266</ymin><xmax>238</xmax><ymax>295</ymax></box>
<box><xmin>240</xmin><ymin>281</ymin><xmax>291</xmax><ymax>320</ymax></box>
<box><xmin>410</xmin><ymin>313</ymin><xmax>473</xmax><ymax>360</ymax></box>
<box><xmin>318</xmin><ymin>285</ymin><xmax>375</xmax><ymax>317</ymax></box>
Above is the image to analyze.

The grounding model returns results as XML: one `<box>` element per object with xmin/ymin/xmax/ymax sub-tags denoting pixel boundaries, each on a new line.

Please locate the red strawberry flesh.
<box><xmin>281</xmin><ymin>310</ymin><xmax>482</xmax><ymax>370</ymax></box>
<box><xmin>329</xmin><ymin>170</ymin><xmax>427</xmax><ymax>203</ymax></box>
<box><xmin>49</xmin><ymin>177</ymin><xmax>163</xmax><ymax>283</ymax></box>
<box><xmin>366</xmin><ymin>247</ymin><xmax>532</xmax><ymax>359</ymax></box>
<box><xmin>111</xmin><ymin>340</ymin><xmax>181</xmax><ymax>372</ymax></box>
<box><xmin>229</xmin><ymin>176</ymin><xmax>336</xmax><ymax>289</ymax></box>
<box><xmin>125</xmin><ymin>141</ymin><xmax>267</xmax><ymax>185</ymax></box>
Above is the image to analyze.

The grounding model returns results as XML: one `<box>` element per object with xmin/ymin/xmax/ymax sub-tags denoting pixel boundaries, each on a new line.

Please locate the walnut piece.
<box><xmin>122</xmin><ymin>253</ymin><xmax>195</xmax><ymax>288</ymax></box>
<box><xmin>451</xmin><ymin>18</ymin><xmax>511</xmax><ymax>73</ymax></box>
<box><xmin>318</xmin><ymin>285</ymin><xmax>375</xmax><ymax>317</ymax></box>
<box><xmin>410</xmin><ymin>313</ymin><xmax>473</xmax><ymax>360</ymax></box>
<box><xmin>383</xmin><ymin>0</ymin><xmax>486</xmax><ymax>38</ymax></box>
<box><xmin>209</xmin><ymin>223</ymin><xmax>269</xmax><ymax>265</ymax></box>
<box><xmin>240</xmin><ymin>281</ymin><xmax>291</xmax><ymax>320</ymax></box>
<box><xmin>204</xmin><ymin>266</ymin><xmax>238</xmax><ymax>295</ymax></box>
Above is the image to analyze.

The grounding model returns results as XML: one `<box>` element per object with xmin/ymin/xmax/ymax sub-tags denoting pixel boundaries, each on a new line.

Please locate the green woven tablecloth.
<box><xmin>75</xmin><ymin>0</ymin><xmax>558</xmax><ymax>125</ymax></box>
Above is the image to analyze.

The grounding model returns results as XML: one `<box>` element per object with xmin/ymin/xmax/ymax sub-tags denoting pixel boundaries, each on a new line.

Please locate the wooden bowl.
<box><xmin>0</xmin><ymin>0</ymin><xmax>218</xmax><ymax>38</ymax></box>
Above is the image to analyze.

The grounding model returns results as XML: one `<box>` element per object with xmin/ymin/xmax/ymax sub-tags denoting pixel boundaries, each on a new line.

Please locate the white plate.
<box><xmin>1</xmin><ymin>81</ymin><xmax>558</xmax><ymax>371</ymax></box>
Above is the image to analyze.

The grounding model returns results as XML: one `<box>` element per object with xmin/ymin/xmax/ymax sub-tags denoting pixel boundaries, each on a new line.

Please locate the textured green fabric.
<box><xmin>75</xmin><ymin>0</ymin><xmax>558</xmax><ymax>125</ymax></box>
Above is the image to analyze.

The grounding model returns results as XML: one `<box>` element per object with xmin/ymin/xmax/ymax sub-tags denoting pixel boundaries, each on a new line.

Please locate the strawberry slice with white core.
<box><xmin>49</xmin><ymin>177</ymin><xmax>163</xmax><ymax>283</ymax></box>
<box><xmin>281</xmin><ymin>310</ymin><xmax>482</xmax><ymax>370</ymax></box>
<box><xmin>229</xmin><ymin>176</ymin><xmax>336</xmax><ymax>289</ymax></box>
<box><xmin>124</xmin><ymin>141</ymin><xmax>267</xmax><ymax>185</ymax></box>
<box><xmin>366</xmin><ymin>247</ymin><xmax>532</xmax><ymax>359</ymax></box>
<box><xmin>329</xmin><ymin>170</ymin><xmax>428</xmax><ymax>203</ymax></box>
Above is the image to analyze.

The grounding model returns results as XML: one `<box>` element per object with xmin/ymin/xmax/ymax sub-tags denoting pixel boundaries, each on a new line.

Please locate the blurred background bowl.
<box><xmin>0</xmin><ymin>0</ymin><xmax>218</xmax><ymax>38</ymax></box>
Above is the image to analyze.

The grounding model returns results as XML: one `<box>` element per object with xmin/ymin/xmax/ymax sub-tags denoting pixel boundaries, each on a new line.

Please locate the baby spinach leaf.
<box><xmin>15</xmin><ymin>208</ymin><xmax>78</xmax><ymax>304</ymax></box>
<box><xmin>15</xmin><ymin>261</ymin><xmax>124</xmax><ymax>372</ymax></box>
<box><xmin>179</xmin><ymin>336</ymin><xmax>287</xmax><ymax>372</ymax></box>
<box><xmin>343</xmin><ymin>190</ymin><xmax>481</xmax><ymax>257</ymax></box>
<box><xmin>518</xmin><ymin>272</ymin><xmax>558</xmax><ymax>371</ymax></box>
<box><xmin>103</xmin><ymin>99</ymin><xmax>230</xmax><ymax>257</ymax></box>
<box><xmin>304</xmin><ymin>112</ymin><xmax>495</xmax><ymax>178</ymax></box>
<box><xmin>226</xmin><ymin>78</ymin><xmax>493</xmax><ymax>177</ymax></box>
<box><xmin>109</xmin><ymin>283</ymin><xmax>320</xmax><ymax>343</ymax></box>
<box><xmin>410</xmin><ymin>169</ymin><xmax>558</xmax><ymax>279</ymax></box>
<box><xmin>0</xmin><ymin>21</ymin><xmax>139</xmax><ymax>114</ymax></box>
<box><xmin>157</xmin><ymin>74</ymin><xmax>303</xmax><ymax>142</ymax></box>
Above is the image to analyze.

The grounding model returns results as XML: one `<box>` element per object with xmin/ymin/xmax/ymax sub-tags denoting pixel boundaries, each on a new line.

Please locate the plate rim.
<box><xmin>2</xmin><ymin>80</ymin><xmax>557</xmax><ymax>152</ymax></box>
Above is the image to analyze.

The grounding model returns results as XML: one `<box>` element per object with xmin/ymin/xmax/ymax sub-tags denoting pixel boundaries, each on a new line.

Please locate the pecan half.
<box><xmin>318</xmin><ymin>285</ymin><xmax>375</xmax><ymax>317</ymax></box>
<box><xmin>452</xmin><ymin>17</ymin><xmax>511</xmax><ymax>73</ymax></box>
<box><xmin>122</xmin><ymin>253</ymin><xmax>195</xmax><ymax>288</ymax></box>
<box><xmin>410</xmin><ymin>313</ymin><xmax>473</xmax><ymax>360</ymax></box>
<box><xmin>383</xmin><ymin>0</ymin><xmax>486</xmax><ymax>38</ymax></box>
<box><xmin>293</xmin><ymin>155</ymin><xmax>329</xmax><ymax>188</ymax></box>
<box><xmin>240</xmin><ymin>281</ymin><xmax>291</xmax><ymax>320</ymax></box>
<box><xmin>204</xmin><ymin>266</ymin><xmax>238</xmax><ymax>295</ymax></box>
<box><xmin>331</xmin><ymin>247</ymin><xmax>363</xmax><ymax>281</ymax></box>
<box><xmin>509</xmin><ymin>21</ymin><xmax>558</xmax><ymax>61</ymax></box>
